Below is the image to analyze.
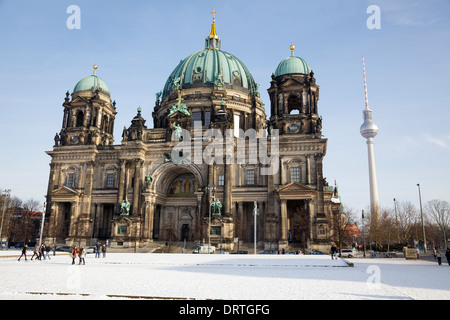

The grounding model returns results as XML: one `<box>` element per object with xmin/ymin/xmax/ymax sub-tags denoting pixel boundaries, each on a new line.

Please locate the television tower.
<box><xmin>360</xmin><ymin>56</ymin><xmax>380</xmax><ymax>225</ymax></box>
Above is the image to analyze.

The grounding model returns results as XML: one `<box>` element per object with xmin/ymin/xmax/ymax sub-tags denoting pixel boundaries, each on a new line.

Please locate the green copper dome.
<box><xmin>161</xmin><ymin>15</ymin><xmax>258</xmax><ymax>100</ymax></box>
<box><xmin>162</xmin><ymin>48</ymin><xmax>258</xmax><ymax>100</ymax></box>
<box><xmin>275</xmin><ymin>54</ymin><xmax>312</xmax><ymax>77</ymax></box>
<box><xmin>73</xmin><ymin>74</ymin><xmax>111</xmax><ymax>97</ymax></box>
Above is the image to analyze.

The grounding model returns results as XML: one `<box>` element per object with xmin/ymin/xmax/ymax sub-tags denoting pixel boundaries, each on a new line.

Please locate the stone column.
<box><xmin>308</xmin><ymin>199</ymin><xmax>315</xmax><ymax>241</ymax></box>
<box><xmin>224</xmin><ymin>163</ymin><xmax>232</xmax><ymax>215</ymax></box>
<box><xmin>280</xmin><ymin>199</ymin><xmax>287</xmax><ymax>242</ymax></box>
<box><xmin>117</xmin><ymin>160</ymin><xmax>126</xmax><ymax>208</ymax></box>
<box><xmin>315</xmin><ymin>154</ymin><xmax>325</xmax><ymax>215</ymax></box>
<box><xmin>143</xmin><ymin>200</ymin><xmax>155</xmax><ymax>240</ymax></box>
<box><xmin>258</xmin><ymin>201</ymin><xmax>264</xmax><ymax>242</ymax></box>
<box><xmin>237</xmin><ymin>201</ymin><xmax>244</xmax><ymax>239</ymax></box>
<box><xmin>68</xmin><ymin>201</ymin><xmax>78</xmax><ymax>240</ymax></box>
<box><xmin>305</xmin><ymin>156</ymin><xmax>311</xmax><ymax>185</ymax></box>
<box><xmin>132</xmin><ymin>160</ymin><xmax>143</xmax><ymax>216</ymax></box>
<box><xmin>62</xmin><ymin>108</ymin><xmax>68</xmax><ymax>129</ymax></box>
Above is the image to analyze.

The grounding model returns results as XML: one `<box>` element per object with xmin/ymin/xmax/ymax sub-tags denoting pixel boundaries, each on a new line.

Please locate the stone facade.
<box><xmin>44</xmin><ymin>26</ymin><xmax>341</xmax><ymax>252</ymax></box>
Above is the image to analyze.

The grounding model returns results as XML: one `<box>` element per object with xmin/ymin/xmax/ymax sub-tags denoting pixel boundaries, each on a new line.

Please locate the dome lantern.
<box><xmin>205</xmin><ymin>9</ymin><xmax>221</xmax><ymax>50</ymax></box>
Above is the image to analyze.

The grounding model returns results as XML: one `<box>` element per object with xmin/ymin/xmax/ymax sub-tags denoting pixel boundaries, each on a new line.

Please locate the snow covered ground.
<box><xmin>0</xmin><ymin>250</ymin><xmax>449</xmax><ymax>300</ymax></box>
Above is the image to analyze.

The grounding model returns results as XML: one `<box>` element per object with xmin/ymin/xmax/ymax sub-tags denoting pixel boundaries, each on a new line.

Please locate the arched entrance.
<box><xmin>149</xmin><ymin>163</ymin><xmax>204</xmax><ymax>242</ymax></box>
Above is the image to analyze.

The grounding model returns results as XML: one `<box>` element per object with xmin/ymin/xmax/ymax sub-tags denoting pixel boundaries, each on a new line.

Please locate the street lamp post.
<box><xmin>38</xmin><ymin>201</ymin><xmax>46</xmax><ymax>249</ymax></box>
<box><xmin>362</xmin><ymin>209</ymin><xmax>366</xmax><ymax>258</ymax></box>
<box><xmin>0</xmin><ymin>189</ymin><xmax>11</xmax><ymax>250</ymax></box>
<box><xmin>205</xmin><ymin>185</ymin><xmax>216</xmax><ymax>253</ymax></box>
<box><xmin>393</xmin><ymin>198</ymin><xmax>399</xmax><ymax>243</ymax></box>
<box><xmin>253</xmin><ymin>199</ymin><xmax>258</xmax><ymax>255</ymax></box>
<box><xmin>417</xmin><ymin>183</ymin><xmax>427</xmax><ymax>253</ymax></box>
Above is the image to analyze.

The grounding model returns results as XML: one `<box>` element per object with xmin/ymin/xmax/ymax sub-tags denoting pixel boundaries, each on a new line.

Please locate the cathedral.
<box><xmin>44</xmin><ymin>13</ymin><xmax>342</xmax><ymax>252</ymax></box>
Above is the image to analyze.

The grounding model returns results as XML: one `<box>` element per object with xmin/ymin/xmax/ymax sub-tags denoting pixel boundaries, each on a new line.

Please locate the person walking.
<box><xmin>31</xmin><ymin>246</ymin><xmax>40</xmax><ymax>261</ymax></box>
<box><xmin>18</xmin><ymin>244</ymin><xmax>28</xmax><ymax>261</ymax></box>
<box><xmin>436</xmin><ymin>249</ymin><xmax>442</xmax><ymax>266</ymax></box>
<box><xmin>331</xmin><ymin>243</ymin><xmax>338</xmax><ymax>260</ymax></box>
<box><xmin>40</xmin><ymin>244</ymin><xmax>46</xmax><ymax>260</ymax></box>
<box><xmin>71</xmin><ymin>246</ymin><xmax>78</xmax><ymax>265</ymax></box>
<box><xmin>95</xmin><ymin>242</ymin><xmax>101</xmax><ymax>258</ymax></box>
<box><xmin>78</xmin><ymin>246</ymin><xmax>86</xmax><ymax>265</ymax></box>
<box><xmin>45</xmin><ymin>244</ymin><xmax>51</xmax><ymax>260</ymax></box>
<box><xmin>101</xmin><ymin>244</ymin><xmax>106</xmax><ymax>258</ymax></box>
<box><xmin>446</xmin><ymin>248</ymin><xmax>450</xmax><ymax>266</ymax></box>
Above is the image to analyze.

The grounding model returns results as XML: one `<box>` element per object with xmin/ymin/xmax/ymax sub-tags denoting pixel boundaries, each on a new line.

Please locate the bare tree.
<box><xmin>379</xmin><ymin>208</ymin><xmax>396</xmax><ymax>251</ymax></box>
<box><xmin>396</xmin><ymin>201</ymin><xmax>418</xmax><ymax>246</ymax></box>
<box><xmin>425</xmin><ymin>200</ymin><xmax>450</xmax><ymax>248</ymax></box>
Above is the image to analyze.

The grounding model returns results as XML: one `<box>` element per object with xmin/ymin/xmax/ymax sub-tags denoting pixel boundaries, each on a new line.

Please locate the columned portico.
<box><xmin>276</xmin><ymin>182</ymin><xmax>316</xmax><ymax>249</ymax></box>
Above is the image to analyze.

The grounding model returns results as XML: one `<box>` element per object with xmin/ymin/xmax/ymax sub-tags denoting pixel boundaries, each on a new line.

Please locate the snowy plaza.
<box><xmin>1</xmin><ymin>250</ymin><xmax>449</xmax><ymax>301</ymax></box>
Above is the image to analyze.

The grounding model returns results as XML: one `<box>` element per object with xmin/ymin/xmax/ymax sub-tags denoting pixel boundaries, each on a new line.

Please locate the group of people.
<box><xmin>70</xmin><ymin>246</ymin><xmax>86</xmax><ymax>265</ymax></box>
<box><xmin>70</xmin><ymin>242</ymin><xmax>107</xmax><ymax>265</ymax></box>
<box><xmin>433</xmin><ymin>247</ymin><xmax>450</xmax><ymax>266</ymax></box>
<box><xmin>94</xmin><ymin>242</ymin><xmax>107</xmax><ymax>259</ymax></box>
<box><xmin>18</xmin><ymin>243</ymin><xmax>55</xmax><ymax>261</ymax></box>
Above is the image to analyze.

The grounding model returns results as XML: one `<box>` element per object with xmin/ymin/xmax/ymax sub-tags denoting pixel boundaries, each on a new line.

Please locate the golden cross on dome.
<box><xmin>211</xmin><ymin>9</ymin><xmax>217</xmax><ymax>20</ymax></box>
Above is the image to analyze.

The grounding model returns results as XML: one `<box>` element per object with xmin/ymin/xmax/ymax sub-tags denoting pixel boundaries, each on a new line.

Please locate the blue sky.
<box><xmin>0</xmin><ymin>0</ymin><xmax>449</xmax><ymax>214</ymax></box>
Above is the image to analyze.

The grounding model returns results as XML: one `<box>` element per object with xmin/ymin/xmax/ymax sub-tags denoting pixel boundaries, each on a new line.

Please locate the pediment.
<box><xmin>280</xmin><ymin>78</ymin><xmax>303</xmax><ymax>88</ymax></box>
<box><xmin>51</xmin><ymin>186</ymin><xmax>81</xmax><ymax>197</ymax></box>
<box><xmin>70</xmin><ymin>96</ymin><xmax>89</xmax><ymax>104</ymax></box>
<box><xmin>276</xmin><ymin>182</ymin><xmax>315</xmax><ymax>195</ymax></box>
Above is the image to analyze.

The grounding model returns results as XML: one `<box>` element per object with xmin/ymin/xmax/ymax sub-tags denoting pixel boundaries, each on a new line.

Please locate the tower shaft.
<box><xmin>366</xmin><ymin>138</ymin><xmax>380</xmax><ymax>223</ymax></box>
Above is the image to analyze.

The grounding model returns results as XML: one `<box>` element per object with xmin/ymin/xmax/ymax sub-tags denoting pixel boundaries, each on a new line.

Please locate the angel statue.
<box><xmin>211</xmin><ymin>198</ymin><xmax>222</xmax><ymax>216</ymax></box>
<box><xmin>120</xmin><ymin>200</ymin><xmax>130</xmax><ymax>216</ymax></box>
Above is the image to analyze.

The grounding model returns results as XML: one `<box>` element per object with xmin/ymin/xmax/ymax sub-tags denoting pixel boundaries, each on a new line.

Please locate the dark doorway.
<box><xmin>98</xmin><ymin>204</ymin><xmax>113</xmax><ymax>240</ymax></box>
<box><xmin>287</xmin><ymin>200</ymin><xmax>310</xmax><ymax>244</ymax></box>
<box><xmin>180</xmin><ymin>224</ymin><xmax>190</xmax><ymax>241</ymax></box>
<box><xmin>153</xmin><ymin>205</ymin><xmax>161</xmax><ymax>240</ymax></box>
<box><xmin>60</xmin><ymin>202</ymin><xmax>71</xmax><ymax>239</ymax></box>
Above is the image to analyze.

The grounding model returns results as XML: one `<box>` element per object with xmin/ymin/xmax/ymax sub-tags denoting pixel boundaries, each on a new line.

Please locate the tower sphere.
<box><xmin>360</xmin><ymin>110</ymin><xmax>378</xmax><ymax>139</ymax></box>
<box><xmin>360</xmin><ymin>120</ymin><xmax>378</xmax><ymax>139</ymax></box>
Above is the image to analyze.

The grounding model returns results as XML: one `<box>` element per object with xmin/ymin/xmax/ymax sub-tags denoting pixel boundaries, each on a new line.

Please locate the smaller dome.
<box><xmin>73</xmin><ymin>74</ymin><xmax>110</xmax><ymax>97</ymax></box>
<box><xmin>275</xmin><ymin>56</ymin><xmax>311</xmax><ymax>77</ymax></box>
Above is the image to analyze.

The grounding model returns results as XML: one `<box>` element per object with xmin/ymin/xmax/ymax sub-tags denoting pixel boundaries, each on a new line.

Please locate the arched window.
<box><xmin>287</xmin><ymin>95</ymin><xmax>300</xmax><ymax>114</ymax></box>
<box><xmin>76</xmin><ymin>110</ymin><xmax>84</xmax><ymax>127</ymax></box>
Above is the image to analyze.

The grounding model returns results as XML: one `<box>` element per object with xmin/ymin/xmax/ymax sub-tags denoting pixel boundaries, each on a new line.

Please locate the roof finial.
<box><xmin>209</xmin><ymin>9</ymin><xmax>218</xmax><ymax>38</ymax></box>
<box><xmin>290</xmin><ymin>42</ymin><xmax>295</xmax><ymax>56</ymax></box>
<box><xmin>93</xmin><ymin>64</ymin><xmax>98</xmax><ymax>75</ymax></box>
<box><xmin>206</xmin><ymin>10</ymin><xmax>221</xmax><ymax>49</ymax></box>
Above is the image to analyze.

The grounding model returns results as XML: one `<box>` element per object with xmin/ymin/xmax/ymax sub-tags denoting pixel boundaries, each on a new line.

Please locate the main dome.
<box><xmin>161</xmin><ymin>49</ymin><xmax>258</xmax><ymax>100</ymax></box>
<box><xmin>161</xmin><ymin>15</ymin><xmax>258</xmax><ymax>100</ymax></box>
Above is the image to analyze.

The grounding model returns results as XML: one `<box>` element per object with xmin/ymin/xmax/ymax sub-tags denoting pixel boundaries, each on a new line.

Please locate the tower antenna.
<box><xmin>362</xmin><ymin>55</ymin><xmax>369</xmax><ymax>110</ymax></box>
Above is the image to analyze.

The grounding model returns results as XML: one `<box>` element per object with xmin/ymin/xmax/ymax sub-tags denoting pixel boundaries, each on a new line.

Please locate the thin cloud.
<box><xmin>422</xmin><ymin>133</ymin><xmax>449</xmax><ymax>149</ymax></box>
